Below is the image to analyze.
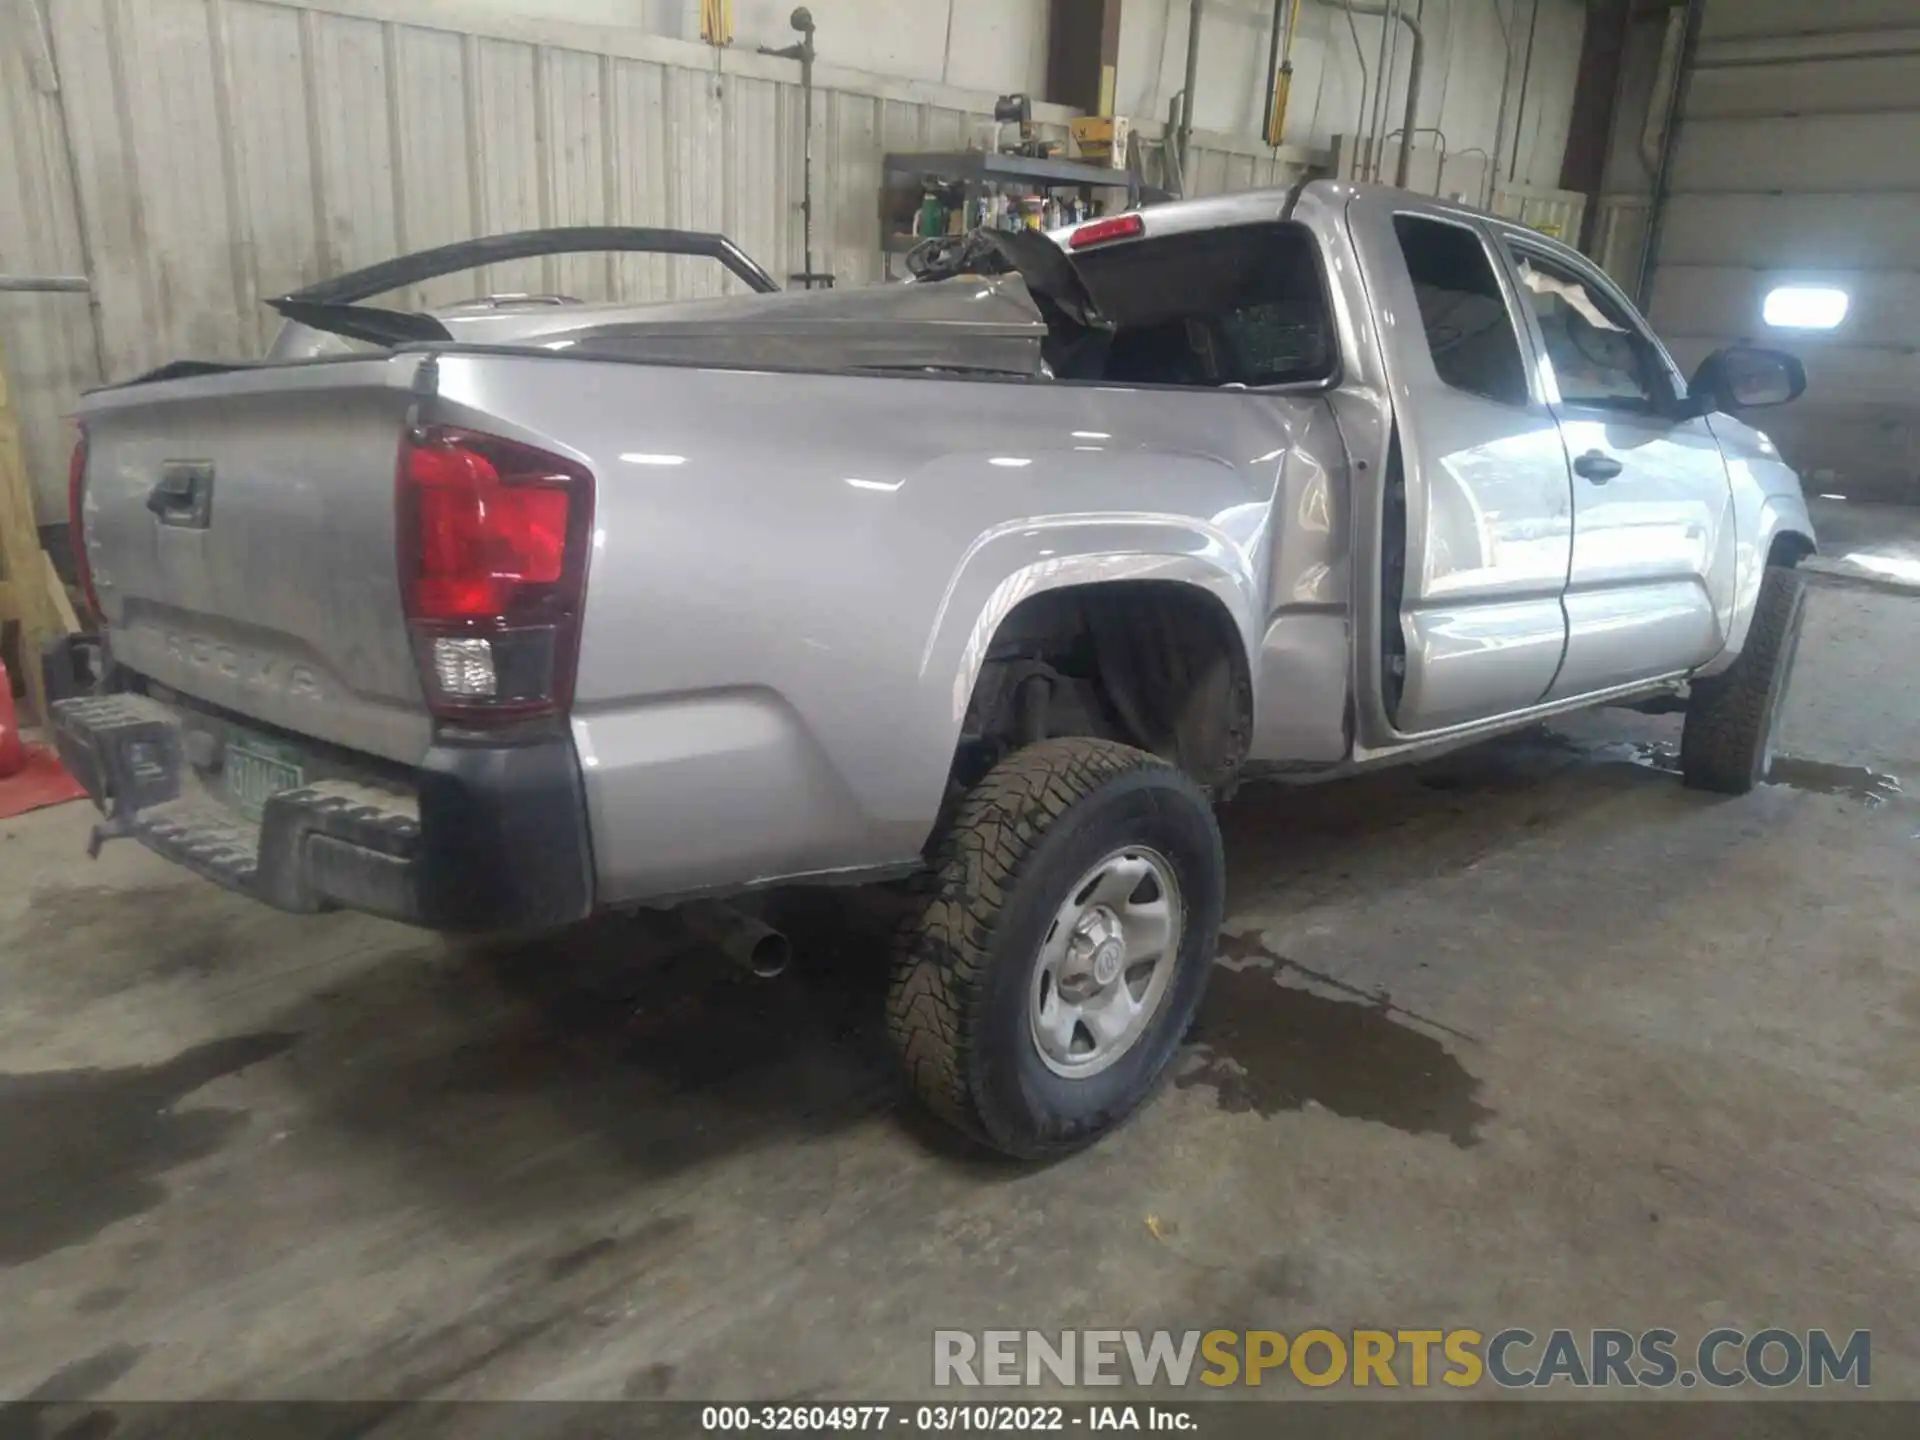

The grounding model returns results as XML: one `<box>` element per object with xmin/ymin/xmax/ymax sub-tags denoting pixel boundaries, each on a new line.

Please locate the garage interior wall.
<box><xmin>0</xmin><ymin>0</ymin><xmax>100</xmax><ymax>533</ymax></box>
<box><xmin>0</xmin><ymin>0</ymin><xmax>1586</xmax><ymax>521</ymax></box>
<box><xmin>1634</xmin><ymin>0</ymin><xmax>1920</xmax><ymax>505</ymax></box>
<box><xmin>464</xmin><ymin>0</ymin><xmax>1055</xmax><ymax>95</ymax></box>
<box><xmin>1117</xmin><ymin>0</ymin><xmax>1589</xmax><ymax>194</ymax></box>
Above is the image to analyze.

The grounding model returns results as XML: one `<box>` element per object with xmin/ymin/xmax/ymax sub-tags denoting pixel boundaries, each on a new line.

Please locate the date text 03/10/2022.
<box><xmin>700</xmin><ymin>1405</ymin><xmax>1194</xmax><ymax>1432</ymax></box>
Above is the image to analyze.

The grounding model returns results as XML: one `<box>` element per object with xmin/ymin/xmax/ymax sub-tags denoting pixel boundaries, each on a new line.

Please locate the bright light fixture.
<box><xmin>620</xmin><ymin>452</ymin><xmax>687</xmax><ymax>466</ymax></box>
<box><xmin>1763</xmin><ymin>285</ymin><xmax>1849</xmax><ymax>330</ymax></box>
<box><xmin>989</xmin><ymin>457</ymin><xmax>1032</xmax><ymax>468</ymax></box>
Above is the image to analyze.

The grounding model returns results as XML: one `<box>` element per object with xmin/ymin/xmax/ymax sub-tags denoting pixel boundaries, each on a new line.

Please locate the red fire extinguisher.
<box><xmin>0</xmin><ymin>654</ymin><xmax>27</xmax><ymax>779</ymax></box>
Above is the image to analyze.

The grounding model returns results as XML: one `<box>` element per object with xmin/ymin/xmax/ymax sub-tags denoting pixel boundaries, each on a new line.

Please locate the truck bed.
<box><xmin>69</xmin><ymin>339</ymin><xmax>1340</xmax><ymax>912</ymax></box>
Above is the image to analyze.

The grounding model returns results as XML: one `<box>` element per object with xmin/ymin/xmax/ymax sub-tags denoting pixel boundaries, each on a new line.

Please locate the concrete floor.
<box><xmin>4</xmin><ymin>541</ymin><xmax>1918</xmax><ymax>1405</ymax></box>
<box><xmin>1805</xmin><ymin>496</ymin><xmax>1920</xmax><ymax>592</ymax></box>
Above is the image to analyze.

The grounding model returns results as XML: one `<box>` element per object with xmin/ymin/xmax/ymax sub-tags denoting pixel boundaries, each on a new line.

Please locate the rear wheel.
<box><xmin>1681</xmin><ymin>563</ymin><xmax>1809</xmax><ymax>795</ymax></box>
<box><xmin>887</xmin><ymin>738</ymin><xmax>1223</xmax><ymax>1158</ymax></box>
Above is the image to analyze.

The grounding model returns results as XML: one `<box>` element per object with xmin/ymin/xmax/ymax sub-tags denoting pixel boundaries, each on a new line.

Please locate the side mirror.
<box><xmin>1686</xmin><ymin>346</ymin><xmax>1807</xmax><ymax>417</ymax></box>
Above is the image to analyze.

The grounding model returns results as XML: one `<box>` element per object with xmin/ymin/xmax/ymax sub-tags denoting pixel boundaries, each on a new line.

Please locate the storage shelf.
<box><xmin>882</xmin><ymin>150</ymin><xmax>1139</xmax><ymax>193</ymax></box>
<box><xmin>879</xmin><ymin>151</ymin><xmax>1163</xmax><ymax>280</ymax></box>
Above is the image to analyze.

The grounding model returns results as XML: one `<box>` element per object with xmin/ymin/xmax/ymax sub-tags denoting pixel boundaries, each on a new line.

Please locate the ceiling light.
<box><xmin>1763</xmin><ymin>286</ymin><xmax>1848</xmax><ymax>330</ymax></box>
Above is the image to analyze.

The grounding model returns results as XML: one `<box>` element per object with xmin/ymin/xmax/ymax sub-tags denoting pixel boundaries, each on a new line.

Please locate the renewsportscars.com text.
<box><xmin>933</xmin><ymin>1328</ymin><xmax>1870</xmax><ymax>1390</ymax></box>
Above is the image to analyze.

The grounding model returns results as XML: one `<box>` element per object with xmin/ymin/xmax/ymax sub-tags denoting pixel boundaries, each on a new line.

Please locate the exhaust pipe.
<box><xmin>679</xmin><ymin>902</ymin><xmax>792</xmax><ymax>979</ymax></box>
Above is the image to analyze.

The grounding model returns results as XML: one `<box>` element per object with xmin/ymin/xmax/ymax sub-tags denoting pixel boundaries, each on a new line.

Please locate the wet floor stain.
<box><xmin>15</xmin><ymin>883</ymin><xmax>248</xmax><ymax>988</ymax></box>
<box><xmin>624</xmin><ymin>1362</ymin><xmax>677</xmax><ymax>1398</ymax></box>
<box><xmin>1419</xmin><ymin>729</ymin><xmax>1906</xmax><ymax>808</ymax></box>
<box><xmin>1610</xmin><ymin>739</ymin><xmax>1678</xmax><ymax>773</ymax></box>
<box><xmin>541</xmin><ymin>1217</ymin><xmax>692</xmax><ymax>1285</ymax></box>
<box><xmin>0</xmin><ymin>1348</ymin><xmax>145</xmax><ymax>1440</ymax></box>
<box><xmin>1523</xmin><ymin>732</ymin><xmax>1679</xmax><ymax>775</ymax></box>
<box><xmin>1415</xmin><ymin>728</ymin><xmax>1679</xmax><ymax>791</ymax></box>
<box><xmin>1765</xmin><ymin>755</ymin><xmax>1903</xmax><ymax>806</ymax></box>
<box><xmin>273</xmin><ymin>1212</ymin><xmax>696</xmax><ymax>1402</ymax></box>
<box><xmin>72</xmin><ymin>1285</ymin><xmax>132</xmax><ymax>1316</ymax></box>
<box><xmin>26</xmin><ymin>1344</ymin><xmax>146</xmax><ymax>1401</ymax></box>
<box><xmin>545</xmin><ymin>1235</ymin><xmax>619</xmax><ymax>1281</ymax></box>
<box><xmin>1212</xmin><ymin>931</ymin><xmax>1475</xmax><ymax>1042</ymax></box>
<box><xmin>1178</xmin><ymin>933</ymin><xmax>1491</xmax><ymax>1147</ymax></box>
<box><xmin>0</xmin><ymin>1033</ymin><xmax>297</xmax><ymax>1267</ymax></box>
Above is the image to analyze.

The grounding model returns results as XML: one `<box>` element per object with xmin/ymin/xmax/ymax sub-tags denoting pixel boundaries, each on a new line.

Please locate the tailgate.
<box><xmin>78</xmin><ymin>355</ymin><xmax>433</xmax><ymax>764</ymax></box>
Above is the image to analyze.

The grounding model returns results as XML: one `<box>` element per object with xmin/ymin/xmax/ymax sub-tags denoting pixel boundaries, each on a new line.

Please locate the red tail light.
<box><xmin>397</xmin><ymin>425</ymin><xmax>594</xmax><ymax>725</ymax></box>
<box><xmin>1067</xmin><ymin>213</ymin><xmax>1146</xmax><ymax>249</ymax></box>
<box><xmin>68</xmin><ymin>427</ymin><xmax>100</xmax><ymax>618</ymax></box>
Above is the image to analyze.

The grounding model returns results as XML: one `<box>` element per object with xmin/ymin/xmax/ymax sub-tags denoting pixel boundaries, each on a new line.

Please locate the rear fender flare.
<box><xmin>921</xmin><ymin>515</ymin><xmax>1262</xmax><ymax>744</ymax></box>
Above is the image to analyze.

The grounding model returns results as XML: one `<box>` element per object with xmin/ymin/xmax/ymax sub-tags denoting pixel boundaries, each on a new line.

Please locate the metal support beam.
<box><xmin>1045</xmin><ymin>0</ymin><xmax>1122</xmax><ymax>115</ymax></box>
<box><xmin>1509</xmin><ymin>0</ymin><xmax>1541</xmax><ymax>183</ymax></box>
<box><xmin>1560</xmin><ymin>0</ymin><xmax>1635</xmax><ymax>253</ymax></box>
<box><xmin>1635</xmin><ymin>0</ymin><xmax>1705</xmax><ymax>309</ymax></box>
<box><xmin>1177</xmin><ymin>0</ymin><xmax>1204</xmax><ymax>186</ymax></box>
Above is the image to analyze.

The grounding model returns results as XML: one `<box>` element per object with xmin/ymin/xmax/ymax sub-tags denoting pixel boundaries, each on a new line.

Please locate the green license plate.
<box><xmin>226</xmin><ymin>739</ymin><xmax>304</xmax><ymax>819</ymax></box>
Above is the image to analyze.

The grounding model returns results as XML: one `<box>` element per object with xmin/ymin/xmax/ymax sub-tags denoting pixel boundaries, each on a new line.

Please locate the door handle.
<box><xmin>1573</xmin><ymin>450</ymin><xmax>1622</xmax><ymax>484</ymax></box>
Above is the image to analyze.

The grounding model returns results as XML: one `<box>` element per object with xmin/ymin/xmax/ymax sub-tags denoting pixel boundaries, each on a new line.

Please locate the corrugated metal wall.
<box><xmin>1</xmin><ymin>0</ymin><xmax>1322</xmax><ymax>520</ymax></box>
<box><xmin>0</xmin><ymin>0</ymin><xmax>102</xmax><ymax>528</ymax></box>
<box><xmin>1118</xmin><ymin>0</ymin><xmax>1589</xmax><ymax>191</ymax></box>
<box><xmin>1489</xmin><ymin>182</ymin><xmax>1587</xmax><ymax>247</ymax></box>
<box><xmin>40</xmin><ymin>0</ymin><xmax>1059</xmax><ymax>364</ymax></box>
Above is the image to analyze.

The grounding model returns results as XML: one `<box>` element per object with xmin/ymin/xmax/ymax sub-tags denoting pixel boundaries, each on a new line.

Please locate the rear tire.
<box><xmin>887</xmin><ymin>738</ymin><xmax>1223</xmax><ymax>1158</ymax></box>
<box><xmin>1681</xmin><ymin>563</ymin><xmax>1808</xmax><ymax>795</ymax></box>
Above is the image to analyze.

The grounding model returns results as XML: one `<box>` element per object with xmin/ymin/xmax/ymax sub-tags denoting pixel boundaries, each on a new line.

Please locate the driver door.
<box><xmin>1496</xmin><ymin>237</ymin><xmax>1736</xmax><ymax>697</ymax></box>
<box><xmin>1343</xmin><ymin>193</ymin><xmax>1575</xmax><ymax>735</ymax></box>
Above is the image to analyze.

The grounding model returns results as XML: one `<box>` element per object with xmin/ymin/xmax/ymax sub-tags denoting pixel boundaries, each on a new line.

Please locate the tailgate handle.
<box><xmin>148</xmin><ymin>461</ymin><xmax>215</xmax><ymax>528</ymax></box>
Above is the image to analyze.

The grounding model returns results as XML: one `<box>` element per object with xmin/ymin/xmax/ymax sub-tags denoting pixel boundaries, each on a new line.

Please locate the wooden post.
<box><xmin>0</xmin><ymin>327</ymin><xmax>73</xmax><ymax>727</ymax></box>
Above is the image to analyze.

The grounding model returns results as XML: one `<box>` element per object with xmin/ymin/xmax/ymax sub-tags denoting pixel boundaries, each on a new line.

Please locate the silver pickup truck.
<box><xmin>50</xmin><ymin>179</ymin><xmax>1815</xmax><ymax>1157</ymax></box>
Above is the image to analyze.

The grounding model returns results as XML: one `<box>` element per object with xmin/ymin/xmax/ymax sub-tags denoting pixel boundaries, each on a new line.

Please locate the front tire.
<box><xmin>1681</xmin><ymin>563</ymin><xmax>1809</xmax><ymax>795</ymax></box>
<box><xmin>887</xmin><ymin>738</ymin><xmax>1224</xmax><ymax>1158</ymax></box>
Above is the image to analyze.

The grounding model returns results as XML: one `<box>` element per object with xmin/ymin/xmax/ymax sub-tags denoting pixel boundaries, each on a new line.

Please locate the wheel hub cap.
<box><xmin>1028</xmin><ymin>847</ymin><xmax>1185</xmax><ymax>1080</ymax></box>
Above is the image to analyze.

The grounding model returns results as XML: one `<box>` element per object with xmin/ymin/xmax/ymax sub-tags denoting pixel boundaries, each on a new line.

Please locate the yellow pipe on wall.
<box><xmin>1265</xmin><ymin>0</ymin><xmax>1303</xmax><ymax>148</ymax></box>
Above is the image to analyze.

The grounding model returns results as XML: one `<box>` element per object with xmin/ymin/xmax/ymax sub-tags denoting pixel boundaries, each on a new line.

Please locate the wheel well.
<box><xmin>947</xmin><ymin>581</ymin><xmax>1253</xmax><ymax>802</ymax></box>
<box><xmin>1769</xmin><ymin>531</ymin><xmax>1815</xmax><ymax>570</ymax></box>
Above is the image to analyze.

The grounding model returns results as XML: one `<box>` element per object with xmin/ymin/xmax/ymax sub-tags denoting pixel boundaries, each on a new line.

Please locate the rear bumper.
<box><xmin>48</xmin><ymin>683</ymin><xmax>594</xmax><ymax>934</ymax></box>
